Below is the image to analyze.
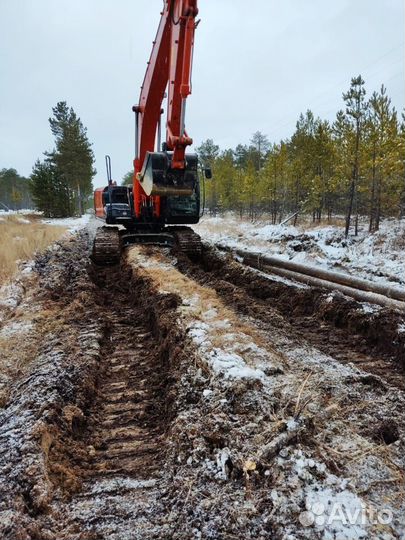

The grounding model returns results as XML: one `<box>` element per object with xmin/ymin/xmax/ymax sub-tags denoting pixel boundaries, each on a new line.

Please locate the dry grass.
<box><xmin>297</xmin><ymin>216</ymin><xmax>346</xmax><ymax>229</ymax></box>
<box><xmin>0</xmin><ymin>215</ymin><xmax>67</xmax><ymax>283</ymax></box>
<box><xmin>128</xmin><ymin>246</ymin><xmax>281</xmax><ymax>362</ymax></box>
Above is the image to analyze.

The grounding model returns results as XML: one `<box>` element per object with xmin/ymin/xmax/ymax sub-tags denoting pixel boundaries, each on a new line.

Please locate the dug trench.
<box><xmin>0</xmin><ymin>231</ymin><xmax>192</xmax><ymax>539</ymax></box>
<box><xmin>175</xmin><ymin>244</ymin><xmax>405</xmax><ymax>389</ymax></box>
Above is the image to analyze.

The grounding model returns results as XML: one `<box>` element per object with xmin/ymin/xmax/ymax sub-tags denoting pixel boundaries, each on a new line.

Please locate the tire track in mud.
<box><xmin>175</xmin><ymin>245</ymin><xmax>405</xmax><ymax>390</ymax></box>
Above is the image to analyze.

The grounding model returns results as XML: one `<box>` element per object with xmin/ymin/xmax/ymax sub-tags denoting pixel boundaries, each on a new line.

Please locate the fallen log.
<box><xmin>217</xmin><ymin>245</ymin><xmax>405</xmax><ymax>303</ymax></box>
<box><xmin>213</xmin><ymin>244</ymin><xmax>405</xmax><ymax>313</ymax></box>
<box><xmin>279</xmin><ymin>211</ymin><xmax>299</xmax><ymax>226</ymax></box>
<box><xmin>254</xmin><ymin>263</ymin><xmax>405</xmax><ymax>312</ymax></box>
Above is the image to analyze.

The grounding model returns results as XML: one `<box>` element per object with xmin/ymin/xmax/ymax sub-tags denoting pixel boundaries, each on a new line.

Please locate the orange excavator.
<box><xmin>93</xmin><ymin>0</ymin><xmax>211</xmax><ymax>264</ymax></box>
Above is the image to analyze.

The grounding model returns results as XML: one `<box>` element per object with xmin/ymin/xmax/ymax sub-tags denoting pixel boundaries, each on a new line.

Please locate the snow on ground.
<box><xmin>0</xmin><ymin>209</ymin><xmax>91</xmax><ymax>234</ymax></box>
<box><xmin>193</xmin><ymin>214</ymin><xmax>405</xmax><ymax>287</ymax></box>
<box><xmin>0</xmin><ymin>209</ymin><xmax>42</xmax><ymax>216</ymax></box>
<box><xmin>0</xmin><ymin>283</ymin><xmax>24</xmax><ymax>313</ymax></box>
<box><xmin>128</xmin><ymin>246</ymin><xmax>280</xmax><ymax>382</ymax></box>
<box><xmin>127</xmin><ymin>245</ymin><xmax>405</xmax><ymax>539</ymax></box>
<box><xmin>0</xmin><ymin>320</ymin><xmax>33</xmax><ymax>338</ymax></box>
<box><xmin>41</xmin><ymin>213</ymin><xmax>91</xmax><ymax>233</ymax></box>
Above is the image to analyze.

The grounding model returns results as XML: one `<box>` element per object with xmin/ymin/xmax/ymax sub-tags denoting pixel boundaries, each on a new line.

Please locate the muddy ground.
<box><xmin>176</xmin><ymin>245</ymin><xmax>405</xmax><ymax>385</ymax></box>
<box><xmin>0</xmin><ymin>227</ymin><xmax>404</xmax><ymax>539</ymax></box>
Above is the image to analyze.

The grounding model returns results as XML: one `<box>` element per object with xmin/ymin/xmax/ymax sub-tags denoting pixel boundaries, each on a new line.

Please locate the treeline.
<box><xmin>30</xmin><ymin>102</ymin><xmax>95</xmax><ymax>218</ymax></box>
<box><xmin>197</xmin><ymin>76</ymin><xmax>405</xmax><ymax>234</ymax></box>
<box><xmin>0</xmin><ymin>168</ymin><xmax>33</xmax><ymax>210</ymax></box>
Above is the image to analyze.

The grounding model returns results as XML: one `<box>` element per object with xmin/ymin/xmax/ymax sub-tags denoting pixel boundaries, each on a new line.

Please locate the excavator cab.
<box><xmin>94</xmin><ymin>156</ymin><xmax>132</xmax><ymax>224</ymax></box>
<box><xmin>103</xmin><ymin>186</ymin><xmax>132</xmax><ymax>224</ymax></box>
<box><xmin>136</xmin><ymin>150</ymin><xmax>200</xmax><ymax>223</ymax></box>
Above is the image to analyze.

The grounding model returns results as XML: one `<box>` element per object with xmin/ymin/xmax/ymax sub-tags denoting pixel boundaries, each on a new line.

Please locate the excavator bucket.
<box><xmin>138</xmin><ymin>152</ymin><xmax>198</xmax><ymax>197</ymax></box>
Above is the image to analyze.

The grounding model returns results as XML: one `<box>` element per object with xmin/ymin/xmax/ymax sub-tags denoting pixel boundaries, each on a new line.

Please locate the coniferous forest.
<box><xmin>0</xmin><ymin>168</ymin><xmax>32</xmax><ymax>211</ymax></box>
<box><xmin>196</xmin><ymin>77</ymin><xmax>405</xmax><ymax>235</ymax></box>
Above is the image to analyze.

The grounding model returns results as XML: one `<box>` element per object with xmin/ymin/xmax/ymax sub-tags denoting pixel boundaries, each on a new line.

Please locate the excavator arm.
<box><xmin>132</xmin><ymin>0</ymin><xmax>199</xmax><ymax>218</ymax></box>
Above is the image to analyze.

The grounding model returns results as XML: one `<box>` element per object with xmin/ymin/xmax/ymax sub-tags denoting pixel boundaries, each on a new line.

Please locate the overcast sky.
<box><xmin>0</xmin><ymin>0</ymin><xmax>404</xmax><ymax>188</ymax></box>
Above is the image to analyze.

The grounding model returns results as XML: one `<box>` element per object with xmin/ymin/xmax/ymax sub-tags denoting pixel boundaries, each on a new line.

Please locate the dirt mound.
<box><xmin>175</xmin><ymin>245</ymin><xmax>405</xmax><ymax>386</ymax></box>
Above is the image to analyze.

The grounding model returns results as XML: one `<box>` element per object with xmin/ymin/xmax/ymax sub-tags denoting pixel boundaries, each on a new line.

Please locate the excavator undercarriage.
<box><xmin>91</xmin><ymin>225</ymin><xmax>202</xmax><ymax>266</ymax></box>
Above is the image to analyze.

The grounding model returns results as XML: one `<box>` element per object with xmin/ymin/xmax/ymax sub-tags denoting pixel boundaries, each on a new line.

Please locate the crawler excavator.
<box><xmin>92</xmin><ymin>0</ymin><xmax>211</xmax><ymax>265</ymax></box>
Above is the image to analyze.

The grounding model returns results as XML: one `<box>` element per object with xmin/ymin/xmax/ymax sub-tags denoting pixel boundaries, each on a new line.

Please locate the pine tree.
<box><xmin>288</xmin><ymin>111</ymin><xmax>317</xmax><ymax>223</ymax></box>
<box><xmin>241</xmin><ymin>160</ymin><xmax>257</xmax><ymax>220</ymax></box>
<box><xmin>0</xmin><ymin>168</ymin><xmax>33</xmax><ymax>210</ymax></box>
<box><xmin>234</xmin><ymin>144</ymin><xmax>249</xmax><ymax>170</ymax></box>
<box><xmin>122</xmin><ymin>171</ymin><xmax>133</xmax><ymax>186</ymax></box>
<box><xmin>366</xmin><ymin>86</ymin><xmax>401</xmax><ymax>230</ymax></box>
<box><xmin>10</xmin><ymin>187</ymin><xmax>23</xmax><ymax>209</ymax></box>
<box><xmin>312</xmin><ymin>120</ymin><xmax>335</xmax><ymax>221</ymax></box>
<box><xmin>250</xmin><ymin>131</ymin><xmax>270</xmax><ymax>170</ymax></box>
<box><xmin>341</xmin><ymin>76</ymin><xmax>367</xmax><ymax>236</ymax></box>
<box><xmin>29</xmin><ymin>160</ymin><xmax>70</xmax><ymax>218</ymax></box>
<box><xmin>196</xmin><ymin>139</ymin><xmax>220</xmax><ymax>214</ymax></box>
<box><xmin>399</xmin><ymin>112</ymin><xmax>405</xmax><ymax>218</ymax></box>
<box><xmin>47</xmin><ymin>101</ymin><xmax>96</xmax><ymax>215</ymax></box>
<box><xmin>195</xmin><ymin>139</ymin><xmax>220</xmax><ymax>166</ymax></box>
<box><xmin>214</xmin><ymin>150</ymin><xmax>237</xmax><ymax>211</ymax></box>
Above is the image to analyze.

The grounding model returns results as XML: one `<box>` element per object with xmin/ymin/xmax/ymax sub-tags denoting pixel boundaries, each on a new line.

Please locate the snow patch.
<box><xmin>0</xmin><ymin>320</ymin><xmax>33</xmax><ymax>338</ymax></box>
<box><xmin>0</xmin><ymin>283</ymin><xmax>24</xmax><ymax>310</ymax></box>
<box><xmin>41</xmin><ymin>214</ymin><xmax>91</xmax><ymax>233</ymax></box>
<box><xmin>209</xmin><ymin>349</ymin><xmax>265</xmax><ymax>381</ymax></box>
<box><xmin>187</xmin><ymin>321</ymin><xmax>267</xmax><ymax>381</ymax></box>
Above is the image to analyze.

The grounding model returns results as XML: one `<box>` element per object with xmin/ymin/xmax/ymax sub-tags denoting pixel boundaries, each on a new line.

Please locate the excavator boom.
<box><xmin>132</xmin><ymin>0</ymin><xmax>199</xmax><ymax>218</ymax></box>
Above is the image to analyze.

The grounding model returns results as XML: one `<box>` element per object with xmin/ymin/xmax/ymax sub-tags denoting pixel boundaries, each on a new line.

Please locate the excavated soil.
<box><xmin>0</xmin><ymin>229</ymin><xmax>404</xmax><ymax>540</ymax></box>
<box><xmin>175</xmin><ymin>245</ymin><xmax>405</xmax><ymax>389</ymax></box>
<box><xmin>0</xmin><ymin>231</ymin><xmax>188</xmax><ymax>539</ymax></box>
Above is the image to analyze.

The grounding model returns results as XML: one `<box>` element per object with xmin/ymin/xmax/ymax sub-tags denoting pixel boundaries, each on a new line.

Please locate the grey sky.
<box><xmin>0</xmin><ymin>0</ymin><xmax>404</xmax><ymax>188</ymax></box>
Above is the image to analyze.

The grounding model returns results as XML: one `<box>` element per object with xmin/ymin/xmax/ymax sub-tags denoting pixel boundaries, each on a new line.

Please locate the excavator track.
<box><xmin>93</xmin><ymin>226</ymin><xmax>202</xmax><ymax>265</ymax></box>
<box><xmin>92</xmin><ymin>226</ymin><xmax>122</xmax><ymax>265</ymax></box>
<box><xmin>170</xmin><ymin>226</ymin><xmax>202</xmax><ymax>259</ymax></box>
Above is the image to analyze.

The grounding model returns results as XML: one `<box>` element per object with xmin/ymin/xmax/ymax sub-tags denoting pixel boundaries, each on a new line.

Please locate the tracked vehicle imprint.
<box><xmin>40</xmin><ymin>257</ymin><xmax>177</xmax><ymax>538</ymax></box>
<box><xmin>82</xmin><ymin>315</ymin><xmax>163</xmax><ymax>480</ymax></box>
<box><xmin>78</xmin><ymin>263</ymin><xmax>169</xmax><ymax>476</ymax></box>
